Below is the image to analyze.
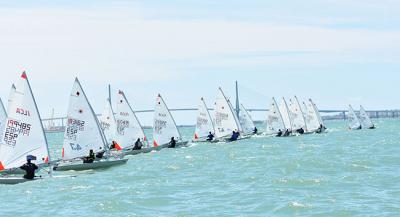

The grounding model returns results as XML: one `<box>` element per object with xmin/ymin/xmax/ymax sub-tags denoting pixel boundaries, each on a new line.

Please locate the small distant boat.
<box><xmin>0</xmin><ymin>72</ymin><xmax>52</xmax><ymax>183</ymax></box>
<box><xmin>54</xmin><ymin>78</ymin><xmax>128</xmax><ymax>172</ymax></box>
<box><xmin>114</xmin><ymin>90</ymin><xmax>149</xmax><ymax>156</ymax></box>
<box><xmin>193</xmin><ymin>97</ymin><xmax>217</xmax><ymax>143</ymax></box>
<box><xmin>213</xmin><ymin>88</ymin><xmax>248</xmax><ymax>142</ymax></box>
<box><xmin>359</xmin><ymin>105</ymin><xmax>375</xmax><ymax>129</ymax></box>
<box><xmin>348</xmin><ymin>105</ymin><xmax>362</xmax><ymax>130</ymax></box>
<box><xmin>279</xmin><ymin>97</ymin><xmax>294</xmax><ymax>136</ymax></box>
<box><xmin>239</xmin><ymin>103</ymin><xmax>258</xmax><ymax>136</ymax></box>
<box><xmin>289</xmin><ymin>96</ymin><xmax>308</xmax><ymax>134</ymax></box>
<box><xmin>152</xmin><ymin>94</ymin><xmax>188</xmax><ymax>149</ymax></box>
<box><xmin>265</xmin><ymin>97</ymin><xmax>286</xmax><ymax>136</ymax></box>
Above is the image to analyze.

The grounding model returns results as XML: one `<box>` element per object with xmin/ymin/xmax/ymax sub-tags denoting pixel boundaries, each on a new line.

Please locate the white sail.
<box><xmin>288</xmin><ymin>96</ymin><xmax>307</xmax><ymax>131</ymax></box>
<box><xmin>62</xmin><ymin>78</ymin><xmax>107</xmax><ymax>160</ymax></box>
<box><xmin>153</xmin><ymin>94</ymin><xmax>181</xmax><ymax>147</ymax></box>
<box><xmin>303</xmin><ymin>100</ymin><xmax>320</xmax><ymax>132</ymax></box>
<box><xmin>239</xmin><ymin>104</ymin><xmax>256</xmax><ymax>135</ymax></box>
<box><xmin>348</xmin><ymin>105</ymin><xmax>361</xmax><ymax>130</ymax></box>
<box><xmin>310</xmin><ymin>99</ymin><xmax>324</xmax><ymax>127</ymax></box>
<box><xmin>0</xmin><ymin>98</ymin><xmax>6</xmax><ymax>142</ymax></box>
<box><xmin>194</xmin><ymin>97</ymin><xmax>215</xmax><ymax>140</ymax></box>
<box><xmin>266</xmin><ymin>97</ymin><xmax>286</xmax><ymax>134</ymax></box>
<box><xmin>227</xmin><ymin>99</ymin><xmax>243</xmax><ymax>133</ymax></box>
<box><xmin>7</xmin><ymin>84</ymin><xmax>16</xmax><ymax>115</ymax></box>
<box><xmin>0</xmin><ymin>72</ymin><xmax>50</xmax><ymax>170</ymax></box>
<box><xmin>98</xmin><ymin>99</ymin><xmax>117</xmax><ymax>145</ymax></box>
<box><xmin>359</xmin><ymin>105</ymin><xmax>374</xmax><ymax>129</ymax></box>
<box><xmin>115</xmin><ymin>90</ymin><xmax>147</xmax><ymax>149</ymax></box>
<box><xmin>213</xmin><ymin>88</ymin><xmax>241</xmax><ymax>139</ymax></box>
<box><xmin>279</xmin><ymin>98</ymin><xmax>293</xmax><ymax>131</ymax></box>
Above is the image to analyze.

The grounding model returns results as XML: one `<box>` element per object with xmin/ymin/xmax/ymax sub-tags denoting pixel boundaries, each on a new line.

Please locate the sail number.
<box><xmin>69</xmin><ymin>143</ymin><xmax>82</xmax><ymax>151</ymax></box>
<box><xmin>3</xmin><ymin>119</ymin><xmax>31</xmax><ymax>147</ymax></box>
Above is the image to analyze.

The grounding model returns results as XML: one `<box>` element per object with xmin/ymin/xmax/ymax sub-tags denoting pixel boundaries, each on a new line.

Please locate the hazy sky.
<box><xmin>1</xmin><ymin>0</ymin><xmax>399</xmax><ymax>124</ymax></box>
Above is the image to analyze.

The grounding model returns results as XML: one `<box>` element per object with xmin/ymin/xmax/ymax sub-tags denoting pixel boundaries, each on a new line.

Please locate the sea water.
<box><xmin>1</xmin><ymin>119</ymin><xmax>399</xmax><ymax>217</ymax></box>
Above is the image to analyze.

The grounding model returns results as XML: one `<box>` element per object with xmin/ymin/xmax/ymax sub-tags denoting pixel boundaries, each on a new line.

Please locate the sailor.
<box><xmin>83</xmin><ymin>149</ymin><xmax>95</xmax><ymax>163</ymax></box>
<box><xmin>96</xmin><ymin>147</ymin><xmax>105</xmax><ymax>159</ymax></box>
<box><xmin>369</xmin><ymin>124</ymin><xmax>375</xmax><ymax>129</ymax></box>
<box><xmin>229</xmin><ymin>130</ymin><xmax>239</xmax><ymax>141</ymax></box>
<box><xmin>133</xmin><ymin>138</ymin><xmax>143</xmax><ymax>150</ymax></box>
<box><xmin>20</xmin><ymin>155</ymin><xmax>39</xmax><ymax>180</ymax></box>
<box><xmin>276</xmin><ymin>129</ymin><xmax>283</xmax><ymax>137</ymax></box>
<box><xmin>168</xmin><ymin>137</ymin><xmax>177</xmax><ymax>148</ymax></box>
<box><xmin>109</xmin><ymin>141</ymin><xmax>117</xmax><ymax>150</ymax></box>
<box><xmin>297</xmin><ymin>128</ymin><xmax>305</xmax><ymax>134</ymax></box>
<box><xmin>253</xmin><ymin>127</ymin><xmax>258</xmax><ymax>135</ymax></box>
<box><xmin>206</xmin><ymin>132</ymin><xmax>214</xmax><ymax>141</ymax></box>
<box><xmin>283</xmin><ymin>129</ymin><xmax>290</xmax><ymax>137</ymax></box>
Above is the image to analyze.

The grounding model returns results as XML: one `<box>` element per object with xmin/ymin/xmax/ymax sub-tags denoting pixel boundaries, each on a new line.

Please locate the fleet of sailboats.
<box><xmin>0</xmin><ymin>73</ymin><xmax>379</xmax><ymax>184</ymax></box>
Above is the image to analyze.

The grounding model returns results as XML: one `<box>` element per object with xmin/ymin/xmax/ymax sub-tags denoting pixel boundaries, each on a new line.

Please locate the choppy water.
<box><xmin>1</xmin><ymin>119</ymin><xmax>400</xmax><ymax>217</ymax></box>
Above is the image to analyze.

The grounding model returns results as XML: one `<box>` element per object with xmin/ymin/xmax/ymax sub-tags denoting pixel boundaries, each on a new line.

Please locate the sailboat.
<box><xmin>303</xmin><ymin>101</ymin><xmax>320</xmax><ymax>133</ymax></box>
<box><xmin>0</xmin><ymin>72</ymin><xmax>51</xmax><ymax>183</ymax></box>
<box><xmin>359</xmin><ymin>105</ymin><xmax>375</xmax><ymax>129</ymax></box>
<box><xmin>153</xmin><ymin>94</ymin><xmax>188</xmax><ymax>149</ymax></box>
<box><xmin>239</xmin><ymin>104</ymin><xmax>257</xmax><ymax>136</ymax></box>
<box><xmin>213</xmin><ymin>87</ymin><xmax>246</xmax><ymax>142</ymax></box>
<box><xmin>288</xmin><ymin>96</ymin><xmax>307</xmax><ymax>134</ymax></box>
<box><xmin>54</xmin><ymin>78</ymin><xmax>128</xmax><ymax>171</ymax></box>
<box><xmin>98</xmin><ymin>98</ymin><xmax>118</xmax><ymax>147</ymax></box>
<box><xmin>348</xmin><ymin>105</ymin><xmax>362</xmax><ymax>130</ymax></box>
<box><xmin>114</xmin><ymin>90</ymin><xmax>150</xmax><ymax>156</ymax></box>
<box><xmin>279</xmin><ymin>97</ymin><xmax>293</xmax><ymax>136</ymax></box>
<box><xmin>193</xmin><ymin>97</ymin><xmax>217</xmax><ymax>142</ymax></box>
<box><xmin>265</xmin><ymin>97</ymin><xmax>286</xmax><ymax>136</ymax></box>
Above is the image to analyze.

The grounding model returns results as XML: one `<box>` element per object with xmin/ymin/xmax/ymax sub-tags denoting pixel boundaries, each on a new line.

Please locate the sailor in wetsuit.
<box><xmin>96</xmin><ymin>147</ymin><xmax>105</xmax><ymax>159</ymax></box>
<box><xmin>229</xmin><ymin>130</ymin><xmax>239</xmax><ymax>141</ymax></box>
<box><xmin>133</xmin><ymin>138</ymin><xmax>143</xmax><ymax>150</ymax></box>
<box><xmin>206</xmin><ymin>132</ymin><xmax>214</xmax><ymax>141</ymax></box>
<box><xmin>276</xmin><ymin>129</ymin><xmax>283</xmax><ymax>137</ymax></box>
<box><xmin>253</xmin><ymin>127</ymin><xmax>258</xmax><ymax>135</ymax></box>
<box><xmin>20</xmin><ymin>155</ymin><xmax>39</xmax><ymax>180</ymax></box>
<box><xmin>168</xmin><ymin>137</ymin><xmax>177</xmax><ymax>148</ymax></box>
<box><xmin>83</xmin><ymin>149</ymin><xmax>95</xmax><ymax>163</ymax></box>
<box><xmin>296</xmin><ymin>128</ymin><xmax>305</xmax><ymax>134</ymax></box>
<box><xmin>283</xmin><ymin>129</ymin><xmax>290</xmax><ymax>137</ymax></box>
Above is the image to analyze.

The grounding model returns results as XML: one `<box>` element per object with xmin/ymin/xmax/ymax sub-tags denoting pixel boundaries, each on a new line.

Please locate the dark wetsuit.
<box><xmin>297</xmin><ymin>128</ymin><xmax>305</xmax><ymax>134</ymax></box>
<box><xmin>229</xmin><ymin>132</ymin><xmax>239</xmax><ymax>141</ymax></box>
<box><xmin>133</xmin><ymin>140</ymin><xmax>143</xmax><ymax>150</ymax></box>
<box><xmin>20</xmin><ymin>163</ymin><xmax>38</xmax><ymax>180</ymax></box>
<box><xmin>168</xmin><ymin>139</ymin><xmax>176</xmax><ymax>148</ymax></box>
<box><xmin>207</xmin><ymin>133</ymin><xmax>214</xmax><ymax>141</ymax></box>
<box><xmin>276</xmin><ymin>130</ymin><xmax>283</xmax><ymax>137</ymax></box>
<box><xmin>96</xmin><ymin>151</ymin><xmax>105</xmax><ymax>159</ymax></box>
<box><xmin>283</xmin><ymin>130</ymin><xmax>290</xmax><ymax>137</ymax></box>
<box><xmin>253</xmin><ymin>127</ymin><xmax>258</xmax><ymax>134</ymax></box>
<box><xmin>83</xmin><ymin>152</ymin><xmax>95</xmax><ymax>163</ymax></box>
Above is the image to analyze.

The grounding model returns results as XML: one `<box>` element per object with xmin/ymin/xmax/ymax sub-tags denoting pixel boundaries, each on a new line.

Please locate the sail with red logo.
<box><xmin>213</xmin><ymin>87</ymin><xmax>241</xmax><ymax>139</ymax></box>
<box><xmin>61</xmin><ymin>78</ymin><xmax>107</xmax><ymax>160</ymax></box>
<box><xmin>194</xmin><ymin>97</ymin><xmax>215</xmax><ymax>142</ymax></box>
<box><xmin>115</xmin><ymin>90</ymin><xmax>147</xmax><ymax>150</ymax></box>
<box><xmin>288</xmin><ymin>96</ymin><xmax>308</xmax><ymax>132</ymax></box>
<box><xmin>152</xmin><ymin>94</ymin><xmax>184</xmax><ymax>148</ymax></box>
<box><xmin>0</xmin><ymin>72</ymin><xmax>50</xmax><ymax>171</ymax></box>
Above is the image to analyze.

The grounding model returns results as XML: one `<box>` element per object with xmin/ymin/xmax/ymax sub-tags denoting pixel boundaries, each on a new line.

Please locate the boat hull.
<box><xmin>0</xmin><ymin>177</ymin><xmax>41</xmax><ymax>185</ymax></box>
<box><xmin>53</xmin><ymin>159</ymin><xmax>128</xmax><ymax>171</ymax></box>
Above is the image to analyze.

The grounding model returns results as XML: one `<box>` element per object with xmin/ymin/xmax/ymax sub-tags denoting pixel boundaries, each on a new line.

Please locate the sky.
<box><xmin>0</xmin><ymin>0</ymin><xmax>400</xmax><ymax>125</ymax></box>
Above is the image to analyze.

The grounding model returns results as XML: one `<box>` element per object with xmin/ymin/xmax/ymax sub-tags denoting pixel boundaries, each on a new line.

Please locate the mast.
<box><xmin>235</xmin><ymin>81</ymin><xmax>240</xmax><ymax>119</ymax></box>
<box><xmin>108</xmin><ymin>84</ymin><xmax>111</xmax><ymax>102</ymax></box>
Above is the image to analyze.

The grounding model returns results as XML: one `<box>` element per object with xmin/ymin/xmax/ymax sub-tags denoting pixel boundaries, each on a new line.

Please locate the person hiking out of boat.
<box><xmin>206</xmin><ymin>132</ymin><xmax>214</xmax><ymax>141</ymax></box>
<box><xmin>168</xmin><ymin>137</ymin><xmax>177</xmax><ymax>148</ymax></box>
<box><xmin>297</xmin><ymin>128</ymin><xmax>305</xmax><ymax>134</ymax></box>
<box><xmin>109</xmin><ymin>141</ymin><xmax>117</xmax><ymax>150</ymax></box>
<box><xmin>253</xmin><ymin>127</ymin><xmax>258</xmax><ymax>135</ymax></box>
<box><xmin>96</xmin><ymin>147</ymin><xmax>105</xmax><ymax>159</ymax></box>
<box><xmin>277</xmin><ymin>129</ymin><xmax>283</xmax><ymax>137</ymax></box>
<box><xmin>83</xmin><ymin>149</ymin><xmax>95</xmax><ymax>163</ymax></box>
<box><xmin>20</xmin><ymin>155</ymin><xmax>39</xmax><ymax>180</ymax></box>
<box><xmin>229</xmin><ymin>130</ymin><xmax>239</xmax><ymax>141</ymax></box>
<box><xmin>133</xmin><ymin>138</ymin><xmax>143</xmax><ymax>150</ymax></box>
<box><xmin>369</xmin><ymin>124</ymin><xmax>375</xmax><ymax>129</ymax></box>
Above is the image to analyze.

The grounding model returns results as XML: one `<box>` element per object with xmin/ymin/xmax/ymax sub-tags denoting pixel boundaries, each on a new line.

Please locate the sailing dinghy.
<box><xmin>0</xmin><ymin>72</ymin><xmax>51</xmax><ymax>183</ymax></box>
<box><xmin>288</xmin><ymin>96</ymin><xmax>308</xmax><ymax>134</ymax></box>
<box><xmin>303</xmin><ymin>101</ymin><xmax>321</xmax><ymax>133</ymax></box>
<box><xmin>348</xmin><ymin>105</ymin><xmax>362</xmax><ymax>130</ymax></box>
<box><xmin>99</xmin><ymin>98</ymin><xmax>118</xmax><ymax>147</ymax></box>
<box><xmin>239</xmin><ymin>104</ymin><xmax>257</xmax><ymax>136</ymax></box>
<box><xmin>359</xmin><ymin>105</ymin><xmax>375</xmax><ymax>129</ymax></box>
<box><xmin>193</xmin><ymin>97</ymin><xmax>217</xmax><ymax>143</ymax></box>
<box><xmin>279</xmin><ymin>97</ymin><xmax>294</xmax><ymax>136</ymax></box>
<box><xmin>213</xmin><ymin>88</ymin><xmax>248</xmax><ymax>142</ymax></box>
<box><xmin>265</xmin><ymin>97</ymin><xmax>286</xmax><ymax>136</ymax></box>
<box><xmin>114</xmin><ymin>90</ymin><xmax>150</xmax><ymax>156</ymax></box>
<box><xmin>54</xmin><ymin>78</ymin><xmax>127</xmax><ymax>171</ymax></box>
<box><xmin>153</xmin><ymin>94</ymin><xmax>188</xmax><ymax>149</ymax></box>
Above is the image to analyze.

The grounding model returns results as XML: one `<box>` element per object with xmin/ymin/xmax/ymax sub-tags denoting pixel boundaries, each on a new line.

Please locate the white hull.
<box><xmin>54</xmin><ymin>159</ymin><xmax>128</xmax><ymax>171</ymax></box>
